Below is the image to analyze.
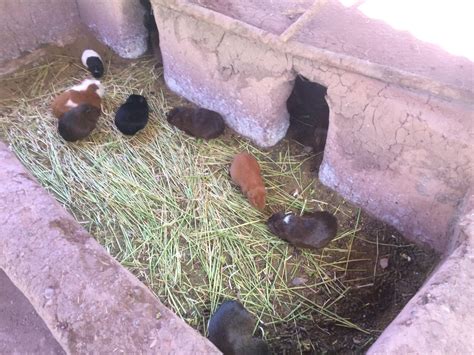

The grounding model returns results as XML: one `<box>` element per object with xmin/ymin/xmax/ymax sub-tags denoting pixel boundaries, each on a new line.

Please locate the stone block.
<box><xmin>0</xmin><ymin>0</ymin><xmax>80</xmax><ymax>64</ymax></box>
<box><xmin>77</xmin><ymin>0</ymin><xmax>148</xmax><ymax>58</ymax></box>
<box><xmin>152</xmin><ymin>4</ymin><xmax>294</xmax><ymax>147</ymax></box>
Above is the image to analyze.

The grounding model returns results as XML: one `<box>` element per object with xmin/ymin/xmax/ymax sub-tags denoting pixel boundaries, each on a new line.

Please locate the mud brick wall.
<box><xmin>0</xmin><ymin>142</ymin><xmax>220</xmax><ymax>354</ymax></box>
<box><xmin>0</xmin><ymin>0</ymin><xmax>148</xmax><ymax>68</ymax></box>
<box><xmin>0</xmin><ymin>0</ymin><xmax>80</xmax><ymax>65</ymax></box>
<box><xmin>151</xmin><ymin>0</ymin><xmax>473</xmax><ymax>253</ymax></box>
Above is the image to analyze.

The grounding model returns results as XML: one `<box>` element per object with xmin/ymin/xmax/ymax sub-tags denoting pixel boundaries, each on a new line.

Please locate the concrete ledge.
<box><xmin>77</xmin><ymin>0</ymin><xmax>148</xmax><ymax>58</ymax></box>
<box><xmin>154</xmin><ymin>0</ymin><xmax>473</xmax><ymax>104</ymax></box>
<box><xmin>0</xmin><ymin>0</ymin><xmax>80</xmax><ymax>65</ymax></box>
<box><xmin>0</xmin><ymin>142</ymin><xmax>220</xmax><ymax>354</ymax></box>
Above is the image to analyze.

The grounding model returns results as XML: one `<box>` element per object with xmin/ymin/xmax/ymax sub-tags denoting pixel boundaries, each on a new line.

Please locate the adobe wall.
<box><xmin>151</xmin><ymin>0</ymin><xmax>473</xmax><ymax>253</ymax></box>
<box><xmin>0</xmin><ymin>0</ymin><xmax>148</xmax><ymax>70</ymax></box>
<box><xmin>297</xmin><ymin>63</ymin><xmax>472</xmax><ymax>251</ymax></box>
<box><xmin>154</xmin><ymin>5</ymin><xmax>294</xmax><ymax>147</ymax></box>
<box><xmin>0</xmin><ymin>0</ymin><xmax>80</xmax><ymax>65</ymax></box>
<box><xmin>0</xmin><ymin>142</ymin><xmax>220</xmax><ymax>354</ymax></box>
<box><xmin>76</xmin><ymin>0</ymin><xmax>148</xmax><ymax>58</ymax></box>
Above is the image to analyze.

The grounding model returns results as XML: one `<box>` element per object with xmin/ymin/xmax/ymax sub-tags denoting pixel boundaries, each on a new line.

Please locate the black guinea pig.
<box><xmin>267</xmin><ymin>211</ymin><xmax>338</xmax><ymax>249</ymax></box>
<box><xmin>208</xmin><ymin>300</ymin><xmax>270</xmax><ymax>355</ymax></box>
<box><xmin>81</xmin><ymin>49</ymin><xmax>104</xmax><ymax>78</ymax></box>
<box><xmin>114</xmin><ymin>94</ymin><xmax>149</xmax><ymax>136</ymax></box>
<box><xmin>58</xmin><ymin>104</ymin><xmax>101</xmax><ymax>142</ymax></box>
<box><xmin>166</xmin><ymin>106</ymin><xmax>225</xmax><ymax>139</ymax></box>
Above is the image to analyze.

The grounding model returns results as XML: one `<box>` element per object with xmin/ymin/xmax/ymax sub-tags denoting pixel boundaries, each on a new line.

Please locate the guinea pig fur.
<box><xmin>208</xmin><ymin>300</ymin><xmax>270</xmax><ymax>355</ymax></box>
<box><xmin>230</xmin><ymin>153</ymin><xmax>266</xmax><ymax>210</ymax></box>
<box><xmin>81</xmin><ymin>49</ymin><xmax>104</xmax><ymax>78</ymax></box>
<box><xmin>51</xmin><ymin>79</ymin><xmax>104</xmax><ymax>119</ymax></box>
<box><xmin>166</xmin><ymin>106</ymin><xmax>225</xmax><ymax>139</ymax></box>
<box><xmin>114</xmin><ymin>94</ymin><xmax>149</xmax><ymax>135</ymax></box>
<box><xmin>267</xmin><ymin>211</ymin><xmax>338</xmax><ymax>249</ymax></box>
<box><xmin>58</xmin><ymin>104</ymin><xmax>101</xmax><ymax>142</ymax></box>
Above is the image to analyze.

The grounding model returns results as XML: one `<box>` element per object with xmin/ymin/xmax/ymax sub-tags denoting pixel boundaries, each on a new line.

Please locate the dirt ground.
<box><xmin>0</xmin><ymin>37</ymin><xmax>439</xmax><ymax>354</ymax></box>
<box><xmin>259</xmin><ymin>146</ymin><xmax>440</xmax><ymax>353</ymax></box>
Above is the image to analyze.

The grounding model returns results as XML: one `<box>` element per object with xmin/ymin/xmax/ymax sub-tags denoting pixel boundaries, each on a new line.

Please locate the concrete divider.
<box><xmin>0</xmin><ymin>141</ymin><xmax>220</xmax><ymax>354</ymax></box>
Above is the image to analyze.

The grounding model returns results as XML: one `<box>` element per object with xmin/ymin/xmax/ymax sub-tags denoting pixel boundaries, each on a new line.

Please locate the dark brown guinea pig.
<box><xmin>58</xmin><ymin>104</ymin><xmax>100</xmax><ymax>142</ymax></box>
<box><xmin>208</xmin><ymin>300</ymin><xmax>270</xmax><ymax>355</ymax></box>
<box><xmin>166</xmin><ymin>106</ymin><xmax>225</xmax><ymax>139</ymax></box>
<box><xmin>267</xmin><ymin>211</ymin><xmax>338</xmax><ymax>249</ymax></box>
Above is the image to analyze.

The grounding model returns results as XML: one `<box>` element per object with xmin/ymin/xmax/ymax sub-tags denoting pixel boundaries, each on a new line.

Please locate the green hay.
<box><xmin>1</xmin><ymin>55</ymin><xmax>372</xmax><ymax>345</ymax></box>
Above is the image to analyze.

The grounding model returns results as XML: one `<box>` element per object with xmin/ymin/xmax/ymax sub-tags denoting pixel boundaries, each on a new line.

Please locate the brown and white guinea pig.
<box><xmin>208</xmin><ymin>300</ymin><xmax>270</xmax><ymax>355</ymax></box>
<box><xmin>166</xmin><ymin>106</ymin><xmax>225</xmax><ymax>139</ymax></box>
<box><xmin>58</xmin><ymin>104</ymin><xmax>101</xmax><ymax>142</ymax></box>
<box><xmin>51</xmin><ymin>79</ymin><xmax>104</xmax><ymax>119</ymax></box>
<box><xmin>230</xmin><ymin>153</ymin><xmax>266</xmax><ymax>210</ymax></box>
<box><xmin>81</xmin><ymin>49</ymin><xmax>104</xmax><ymax>78</ymax></box>
<box><xmin>267</xmin><ymin>211</ymin><xmax>338</xmax><ymax>249</ymax></box>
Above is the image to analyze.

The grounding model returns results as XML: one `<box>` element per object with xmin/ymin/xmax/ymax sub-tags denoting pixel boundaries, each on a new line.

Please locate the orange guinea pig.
<box><xmin>230</xmin><ymin>152</ymin><xmax>266</xmax><ymax>210</ymax></box>
<box><xmin>51</xmin><ymin>79</ymin><xmax>104</xmax><ymax>118</ymax></box>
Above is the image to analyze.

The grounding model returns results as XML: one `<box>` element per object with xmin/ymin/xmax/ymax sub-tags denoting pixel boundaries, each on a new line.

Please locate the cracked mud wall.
<box><xmin>0</xmin><ymin>0</ymin><xmax>148</xmax><ymax>68</ymax></box>
<box><xmin>293</xmin><ymin>57</ymin><xmax>473</xmax><ymax>251</ymax></box>
<box><xmin>0</xmin><ymin>0</ymin><xmax>80</xmax><ymax>65</ymax></box>
<box><xmin>0</xmin><ymin>142</ymin><xmax>220</xmax><ymax>354</ymax></box>
<box><xmin>76</xmin><ymin>0</ymin><xmax>148</xmax><ymax>58</ymax></box>
<box><xmin>154</xmin><ymin>5</ymin><xmax>294</xmax><ymax>147</ymax></box>
<box><xmin>152</xmin><ymin>4</ymin><xmax>472</xmax><ymax>251</ymax></box>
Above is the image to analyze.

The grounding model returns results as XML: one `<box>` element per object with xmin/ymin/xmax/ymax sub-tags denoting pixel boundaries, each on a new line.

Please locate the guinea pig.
<box><xmin>166</xmin><ymin>106</ymin><xmax>225</xmax><ymax>139</ymax></box>
<box><xmin>58</xmin><ymin>104</ymin><xmax>101</xmax><ymax>142</ymax></box>
<box><xmin>81</xmin><ymin>49</ymin><xmax>104</xmax><ymax>78</ymax></box>
<box><xmin>230</xmin><ymin>153</ymin><xmax>266</xmax><ymax>210</ymax></box>
<box><xmin>267</xmin><ymin>210</ymin><xmax>338</xmax><ymax>249</ymax></box>
<box><xmin>208</xmin><ymin>300</ymin><xmax>270</xmax><ymax>355</ymax></box>
<box><xmin>114</xmin><ymin>94</ymin><xmax>149</xmax><ymax>135</ymax></box>
<box><xmin>286</xmin><ymin>75</ymin><xmax>329</xmax><ymax>153</ymax></box>
<box><xmin>51</xmin><ymin>79</ymin><xmax>104</xmax><ymax>119</ymax></box>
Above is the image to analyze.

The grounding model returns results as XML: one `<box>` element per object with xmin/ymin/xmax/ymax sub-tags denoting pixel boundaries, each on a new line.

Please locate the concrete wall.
<box><xmin>151</xmin><ymin>0</ymin><xmax>474</xmax><ymax>253</ymax></box>
<box><xmin>76</xmin><ymin>0</ymin><xmax>148</xmax><ymax>58</ymax></box>
<box><xmin>0</xmin><ymin>0</ymin><xmax>80</xmax><ymax>64</ymax></box>
<box><xmin>0</xmin><ymin>0</ymin><xmax>148</xmax><ymax>67</ymax></box>
<box><xmin>0</xmin><ymin>142</ymin><xmax>220</xmax><ymax>354</ymax></box>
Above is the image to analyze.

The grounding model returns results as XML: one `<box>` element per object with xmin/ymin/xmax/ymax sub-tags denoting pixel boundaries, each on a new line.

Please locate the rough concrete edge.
<box><xmin>164</xmin><ymin>75</ymin><xmax>291</xmax><ymax>148</ymax></box>
<box><xmin>154</xmin><ymin>0</ymin><xmax>473</xmax><ymax>104</ymax></box>
<box><xmin>367</xmin><ymin>190</ymin><xmax>474</xmax><ymax>354</ymax></box>
<box><xmin>75</xmin><ymin>0</ymin><xmax>148</xmax><ymax>59</ymax></box>
<box><xmin>0</xmin><ymin>48</ymin><xmax>48</xmax><ymax>77</ymax></box>
<box><xmin>0</xmin><ymin>29</ymin><xmax>79</xmax><ymax>75</ymax></box>
<box><xmin>0</xmin><ymin>141</ymin><xmax>220</xmax><ymax>354</ymax></box>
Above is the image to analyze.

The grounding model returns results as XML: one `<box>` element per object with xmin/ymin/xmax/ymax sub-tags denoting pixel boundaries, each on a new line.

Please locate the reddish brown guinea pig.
<box><xmin>230</xmin><ymin>152</ymin><xmax>266</xmax><ymax>210</ymax></box>
<box><xmin>51</xmin><ymin>79</ymin><xmax>104</xmax><ymax>118</ymax></box>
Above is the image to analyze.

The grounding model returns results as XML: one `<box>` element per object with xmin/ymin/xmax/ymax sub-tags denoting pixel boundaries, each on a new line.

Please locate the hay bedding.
<box><xmin>0</xmin><ymin>53</ymin><xmax>430</xmax><ymax>352</ymax></box>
